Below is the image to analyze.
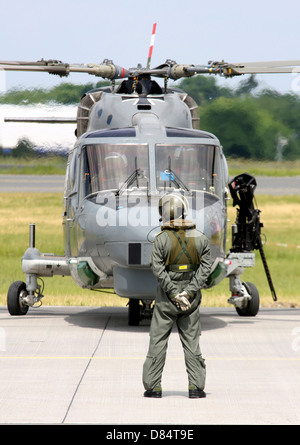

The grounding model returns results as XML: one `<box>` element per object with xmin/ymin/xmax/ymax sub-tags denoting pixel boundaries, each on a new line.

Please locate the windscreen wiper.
<box><xmin>162</xmin><ymin>156</ymin><xmax>190</xmax><ymax>192</ymax></box>
<box><xmin>115</xmin><ymin>157</ymin><xmax>147</xmax><ymax>196</ymax></box>
<box><xmin>163</xmin><ymin>168</ymin><xmax>190</xmax><ymax>192</ymax></box>
<box><xmin>115</xmin><ymin>168</ymin><xmax>144</xmax><ymax>196</ymax></box>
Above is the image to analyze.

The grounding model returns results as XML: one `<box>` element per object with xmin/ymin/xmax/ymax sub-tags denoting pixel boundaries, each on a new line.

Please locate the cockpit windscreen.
<box><xmin>81</xmin><ymin>144</ymin><xmax>149</xmax><ymax>196</ymax></box>
<box><xmin>155</xmin><ymin>144</ymin><xmax>222</xmax><ymax>196</ymax></box>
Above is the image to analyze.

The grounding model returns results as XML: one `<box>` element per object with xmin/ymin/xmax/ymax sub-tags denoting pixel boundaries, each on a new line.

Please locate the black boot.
<box><xmin>189</xmin><ymin>388</ymin><xmax>206</xmax><ymax>398</ymax></box>
<box><xmin>144</xmin><ymin>389</ymin><xmax>162</xmax><ymax>398</ymax></box>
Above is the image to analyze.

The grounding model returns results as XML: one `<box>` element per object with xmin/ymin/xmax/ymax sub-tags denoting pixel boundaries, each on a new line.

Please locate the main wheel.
<box><xmin>236</xmin><ymin>281</ymin><xmax>259</xmax><ymax>317</ymax></box>
<box><xmin>128</xmin><ymin>299</ymin><xmax>141</xmax><ymax>326</ymax></box>
<box><xmin>7</xmin><ymin>281</ymin><xmax>29</xmax><ymax>315</ymax></box>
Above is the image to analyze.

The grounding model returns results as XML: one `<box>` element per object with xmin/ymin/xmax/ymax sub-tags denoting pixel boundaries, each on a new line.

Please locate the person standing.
<box><xmin>143</xmin><ymin>193</ymin><xmax>211</xmax><ymax>398</ymax></box>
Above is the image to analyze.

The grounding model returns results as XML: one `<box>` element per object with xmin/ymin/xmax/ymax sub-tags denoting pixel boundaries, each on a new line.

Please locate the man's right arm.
<box><xmin>185</xmin><ymin>234</ymin><xmax>211</xmax><ymax>297</ymax></box>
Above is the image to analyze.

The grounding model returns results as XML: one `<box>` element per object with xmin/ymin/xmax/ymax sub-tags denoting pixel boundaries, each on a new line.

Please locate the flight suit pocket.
<box><xmin>197</xmin><ymin>355</ymin><xmax>206</xmax><ymax>369</ymax></box>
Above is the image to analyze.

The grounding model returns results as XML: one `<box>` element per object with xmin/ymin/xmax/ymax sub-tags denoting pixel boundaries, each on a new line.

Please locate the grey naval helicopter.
<box><xmin>3</xmin><ymin>39</ymin><xmax>300</xmax><ymax>324</ymax></box>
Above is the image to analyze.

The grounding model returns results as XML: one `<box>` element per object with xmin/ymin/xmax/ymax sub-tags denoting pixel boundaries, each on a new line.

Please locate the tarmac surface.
<box><xmin>0</xmin><ymin>174</ymin><xmax>299</xmax><ymax>194</ymax></box>
<box><xmin>1</xmin><ymin>174</ymin><xmax>299</xmax><ymax>427</ymax></box>
<box><xmin>0</xmin><ymin>174</ymin><xmax>65</xmax><ymax>193</ymax></box>
<box><xmin>0</xmin><ymin>305</ymin><xmax>299</xmax><ymax>425</ymax></box>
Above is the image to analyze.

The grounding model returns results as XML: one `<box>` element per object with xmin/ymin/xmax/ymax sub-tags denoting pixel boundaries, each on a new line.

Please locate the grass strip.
<box><xmin>0</xmin><ymin>192</ymin><xmax>299</xmax><ymax>308</ymax></box>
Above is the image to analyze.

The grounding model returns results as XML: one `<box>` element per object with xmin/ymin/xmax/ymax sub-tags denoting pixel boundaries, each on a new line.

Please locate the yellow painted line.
<box><xmin>0</xmin><ymin>356</ymin><xmax>299</xmax><ymax>361</ymax></box>
<box><xmin>206</xmin><ymin>357</ymin><xmax>300</xmax><ymax>361</ymax></box>
<box><xmin>0</xmin><ymin>356</ymin><xmax>144</xmax><ymax>360</ymax></box>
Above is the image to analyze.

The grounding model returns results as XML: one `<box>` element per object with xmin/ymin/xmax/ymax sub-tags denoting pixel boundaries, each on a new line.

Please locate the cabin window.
<box><xmin>155</xmin><ymin>144</ymin><xmax>222</xmax><ymax>197</ymax></box>
<box><xmin>80</xmin><ymin>143</ymin><xmax>149</xmax><ymax>196</ymax></box>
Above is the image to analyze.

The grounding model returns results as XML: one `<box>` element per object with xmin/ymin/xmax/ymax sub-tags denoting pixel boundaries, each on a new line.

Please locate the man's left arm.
<box><xmin>150</xmin><ymin>234</ymin><xmax>179</xmax><ymax>298</ymax></box>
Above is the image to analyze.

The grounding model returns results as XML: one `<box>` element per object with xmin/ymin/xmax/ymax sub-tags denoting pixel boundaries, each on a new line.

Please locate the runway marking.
<box><xmin>0</xmin><ymin>356</ymin><xmax>300</xmax><ymax>361</ymax></box>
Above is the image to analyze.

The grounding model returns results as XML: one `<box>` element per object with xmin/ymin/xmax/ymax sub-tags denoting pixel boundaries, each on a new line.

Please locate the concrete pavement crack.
<box><xmin>61</xmin><ymin>315</ymin><xmax>111</xmax><ymax>424</ymax></box>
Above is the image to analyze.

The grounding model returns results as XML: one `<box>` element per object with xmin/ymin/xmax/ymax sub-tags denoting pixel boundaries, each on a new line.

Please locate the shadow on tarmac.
<box><xmin>63</xmin><ymin>306</ymin><xmax>229</xmax><ymax>332</ymax></box>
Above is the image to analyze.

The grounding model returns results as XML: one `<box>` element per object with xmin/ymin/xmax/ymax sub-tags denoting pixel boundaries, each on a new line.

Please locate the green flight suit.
<box><xmin>143</xmin><ymin>218</ymin><xmax>211</xmax><ymax>392</ymax></box>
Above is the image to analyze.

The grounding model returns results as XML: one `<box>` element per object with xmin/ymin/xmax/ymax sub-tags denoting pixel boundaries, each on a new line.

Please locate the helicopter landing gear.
<box><xmin>6</xmin><ymin>223</ymin><xmax>70</xmax><ymax>316</ymax></box>
<box><xmin>7</xmin><ymin>281</ymin><xmax>29</xmax><ymax>316</ymax></box>
<box><xmin>226</xmin><ymin>252</ymin><xmax>259</xmax><ymax>316</ymax></box>
<box><xmin>7</xmin><ymin>276</ymin><xmax>44</xmax><ymax>316</ymax></box>
<box><xmin>227</xmin><ymin>267</ymin><xmax>260</xmax><ymax>316</ymax></box>
<box><xmin>128</xmin><ymin>299</ymin><xmax>140</xmax><ymax>326</ymax></box>
<box><xmin>226</xmin><ymin>173</ymin><xmax>277</xmax><ymax>317</ymax></box>
<box><xmin>235</xmin><ymin>281</ymin><xmax>259</xmax><ymax>317</ymax></box>
<box><xmin>128</xmin><ymin>299</ymin><xmax>154</xmax><ymax>326</ymax></box>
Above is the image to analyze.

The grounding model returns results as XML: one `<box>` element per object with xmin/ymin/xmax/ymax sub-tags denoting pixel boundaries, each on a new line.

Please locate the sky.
<box><xmin>0</xmin><ymin>0</ymin><xmax>300</xmax><ymax>94</ymax></box>
<box><xmin>0</xmin><ymin>0</ymin><xmax>300</xmax><ymax>148</ymax></box>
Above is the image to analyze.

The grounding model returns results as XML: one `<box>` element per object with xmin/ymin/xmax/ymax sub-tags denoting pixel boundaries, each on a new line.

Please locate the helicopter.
<box><xmin>2</xmin><ymin>32</ymin><xmax>300</xmax><ymax>325</ymax></box>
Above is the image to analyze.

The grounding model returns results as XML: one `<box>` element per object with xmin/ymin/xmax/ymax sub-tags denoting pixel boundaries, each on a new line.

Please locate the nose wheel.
<box><xmin>127</xmin><ymin>298</ymin><xmax>154</xmax><ymax>326</ymax></box>
<box><xmin>128</xmin><ymin>299</ymin><xmax>141</xmax><ymax>326</ymax></box>
<box><xmin>7</xmin><ymin>281</ymin><xmax>29</xmax><ymax>316</ymax></box>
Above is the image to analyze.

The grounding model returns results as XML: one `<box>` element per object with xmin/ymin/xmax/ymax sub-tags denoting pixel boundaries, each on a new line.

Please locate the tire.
<box><xmin>7</xmin><ymin>281</ymin><xmax>29</xmax><ymax>316</ymax></box>
<box><xmin>236</xmin><ymin>281</ymin><xmax>260</xmax><ymax>317</ymax></box>
<box><xmin>128</xmin><ymin>299</ymin><xmax>140</xmax><ymax>326</ymax></box>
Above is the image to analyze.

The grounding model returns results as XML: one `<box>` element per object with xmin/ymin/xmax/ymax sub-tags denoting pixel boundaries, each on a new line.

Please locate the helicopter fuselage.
<box><xmin>62</xmin><ymin>81</ymin><xmax>229</xmax><ymax>299</ymax></box>
<box><xmin>5</xmin><ymin>54</ymin><xmax>282</xmax><ymax>319</ymax></box>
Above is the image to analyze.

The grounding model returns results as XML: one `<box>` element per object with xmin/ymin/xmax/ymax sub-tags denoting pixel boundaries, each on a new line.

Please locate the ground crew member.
<box><xmin>143</xmin><ymin>193</ymin><xmax>211</xmax><ymax>398</ymax></box>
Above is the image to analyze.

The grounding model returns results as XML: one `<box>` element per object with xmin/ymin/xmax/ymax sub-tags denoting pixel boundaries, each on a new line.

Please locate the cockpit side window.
<box><xmin>80</xmin><ymin>147</ymin><xmax>92</xmax><ymax>200</ymax></box>
<box><xmin>155</xmin><ymin>144</ymin><xmax>223</xmax><ymax>197</ymax></box>
<box><xmin>211</xmin><ymin>146</ymin><xmax>223</xmax><ymax>198</ymax></box>
<box><xmin>69</xmin><ymin>151</ymin><xmax>77</xmax><ymax>192</ymax></box>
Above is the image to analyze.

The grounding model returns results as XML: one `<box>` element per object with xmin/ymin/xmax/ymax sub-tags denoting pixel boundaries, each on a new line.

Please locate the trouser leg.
<box><xmin>142</xmin><ymin>296</ymin><xmax>175</xmax><ymax>391</ymax></box>
<box><xmin>176</xmin><ymin>301</ymin><xmax>206</xmax><ymax>390</ymax></box>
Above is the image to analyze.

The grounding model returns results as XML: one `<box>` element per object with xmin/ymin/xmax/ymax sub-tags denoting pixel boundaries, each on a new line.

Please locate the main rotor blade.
<box><xmin>227</xmin><ymin>60</ymin><xmax>300</xmax><ymax>75</ymax></box>
<box><xmin>164</xmin><ymin>60</ymin><xmax>300</xmax><ymax>79</ymax></box>
<box><xmin>4</xmin><ymin>117</ymin><xmax>76</xmax><ymax>123</ymax></box>
<box><xmin>203</xmin><ymin>60</ymin><xmax>300</xmax><ymax>77</ymax></box>
<box><xmin>0</xmin><ymin>60</ymin><xmax>129</xmax><ymax>79</ymax></box>
<box><xmin>1</xmin><ymin>58</ymin><xmax>300</xmax><ymax>81</ymax></box>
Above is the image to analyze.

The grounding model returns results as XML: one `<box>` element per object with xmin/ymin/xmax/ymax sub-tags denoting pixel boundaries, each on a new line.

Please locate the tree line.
<box><xmin>1</xmin><ymin>76</ymin><xmax>300</xmax><ymax>160</ymax></box>
<box><xmin>179</xmin><ymin>75</ymin><xmax>300</xmax><ymax>161</ymax></box>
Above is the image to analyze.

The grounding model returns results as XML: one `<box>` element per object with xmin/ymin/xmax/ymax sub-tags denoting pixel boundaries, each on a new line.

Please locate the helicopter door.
<box><xmin>64</xmin><ymin>150</ymin><xmax>79</xmax><ymax>257</ymax></box>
